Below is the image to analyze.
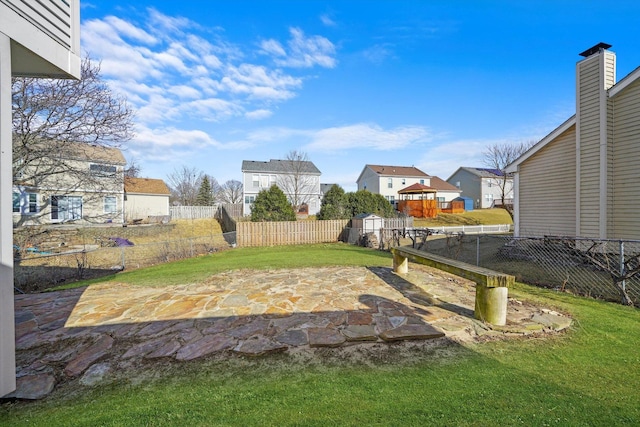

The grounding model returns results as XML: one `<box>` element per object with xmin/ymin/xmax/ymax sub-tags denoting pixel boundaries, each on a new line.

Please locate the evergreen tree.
<box><xmin>346</xmin><ymin>190</ymin><xmax>394</xmax><ymax>217</ymax></box>
<box><xmin>251</xmin><ymin>185</ymin><xmax>296</xmax><ymax>222</ymax></box>
<box><xmin>318</xmin><ymin>185</ymin><xmax>348</xmax><ymax>220</ymax></box>
<box><xmin>196</xmin><ymin>175</ymin><xmax>213</xmax><ymax>206</ymax></box>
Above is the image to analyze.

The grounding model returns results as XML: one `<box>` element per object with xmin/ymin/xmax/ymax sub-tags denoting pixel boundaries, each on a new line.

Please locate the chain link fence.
<box><xmin>14</xmin><ymin>231</ymin><xmax>237</xmax><ymax>293</ymax></box>
<box><xmin>417</xmin><ymin>233</ymin><xmax>639</xmax><ymax>307</ymax></box>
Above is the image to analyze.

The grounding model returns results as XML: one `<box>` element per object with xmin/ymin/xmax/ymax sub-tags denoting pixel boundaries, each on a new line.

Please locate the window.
<box><xmin>12</xmin><ymin>193</ymin><xmax>20</xmax><ymax>213</ymax></box>
<box><xmin>51</xmin><ymin>195</ymin><xmax>82</xmax><ymax>221</ymax></box>
<box><xmin>252</xmin><ymin>174</ymin><xmax>260</xmax><ymax>188</ymax></box>
<box><xmin>485</xmin><ymin>194</ymin><xmax>493</xmax><ymax>201</ymax></box>
<box><xmin>245</xmin><ymin>196</ymin><xmax>255</xmax><ymax>204</ymax></box>
<box><xmin>401</xmin><ymin>179</ymin><xmax>406</xmax><ymax>185</ymax></box>
<box><xmin>90</xmin><ymin>163</ymin><xmax>117</xmax><ymax>177</ymax></box>
<box><xmin>419</xmin><ymin>179</ymin><xmax>425</xmax><ymax>185</ymax></box>
<box><xmin>27</xmin><ymin>193</ymin><xmax>37</xmax><ymax>213</ymax></box>
<box><xmin>104</xmin><ymin>196</ymin><xmax>117</xmax><ymax>214</ymax></box>
<box><xmin>437</xmin><ymin>197</ymin><xmax>445</xmax><ymax>202</ymax></box>
<box><xmin>386</xmin><ymin>195</ymin><xmax>395</xmax><ymax>203</ymax></box>
<box><xmin>260</xmin><ymin>175</ymin><xmax>269</xmax><ymax>188</ymax></box>
<box><xmin>387</xmin><ymin>178</ymin><xmax>393</xmax><ymax>189</ymax></box>
<box><xmin>13</xmin><ymin>192</ymin><xmax>38</xmax><ymax>214</ymax></box>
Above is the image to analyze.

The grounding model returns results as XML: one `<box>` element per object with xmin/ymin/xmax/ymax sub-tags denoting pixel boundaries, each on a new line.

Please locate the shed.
<box><xmin>454</xmin><ymin>196</ymin><xmax>474</xmax><ymax>211</ymax></box>
<box><xmin>351</xmin><ymin>213</ymin><xmax>383</xmax><ymax>243</ymax></box>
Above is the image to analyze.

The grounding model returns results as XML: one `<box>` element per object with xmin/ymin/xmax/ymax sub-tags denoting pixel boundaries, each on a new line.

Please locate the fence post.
<box><xmin>121</xmin><ymin>247</ymin><xmax>125</xmax><ymax>269</ymax></box>
<box><xmin>476</xmin><ymin>235</ymin><xmax>480</xmax><ymax>266</ymax></box>
<box><xmin>619</xmin><ymin>240</ymin><xmax>626</xmax><ymax>304</ymax></box>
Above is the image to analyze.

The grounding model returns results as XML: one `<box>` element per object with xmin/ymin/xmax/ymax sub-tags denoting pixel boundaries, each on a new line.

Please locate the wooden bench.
<box><xmin>390</xmin><ymin>246</ymin><xmax>514</xmax><ymax>325</ymax></box>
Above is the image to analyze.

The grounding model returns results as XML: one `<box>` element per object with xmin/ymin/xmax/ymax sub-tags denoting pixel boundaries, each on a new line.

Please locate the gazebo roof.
<box><xmin>398</xmin><ymin>183</ymin><xmax>438</xmax><ymax>194</ymax></box>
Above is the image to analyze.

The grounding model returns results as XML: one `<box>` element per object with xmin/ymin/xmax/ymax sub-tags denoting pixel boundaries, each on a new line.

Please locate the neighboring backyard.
<box><xmin>413</xmin><ymin>208</ymin><xmax>513</xmax><ymax>227</ymax></box>
<box><xmin>2</xmin><ymin>243</ymin><xmax>639</xmax><ymax>426</ymax></box>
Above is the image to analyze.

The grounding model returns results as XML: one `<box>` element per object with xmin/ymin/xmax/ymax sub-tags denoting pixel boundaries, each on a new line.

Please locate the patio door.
<box><xmin>51</xmin><ymin>195</ymin><xmax>83</xmax><ymax>222</ymax></box>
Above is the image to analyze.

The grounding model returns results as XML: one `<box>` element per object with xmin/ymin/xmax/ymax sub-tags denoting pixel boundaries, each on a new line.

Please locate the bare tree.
<box><xmin>277</xmin><ymin>150</ymin><xmax>319</xmax><ymax>214</ymax></box>
<box><xmin>220</xmin><ymin>180</ymin><xmax>243</xmax><ymax>204</ymax></box>
<box><xmin>124</xmin><ymin>158</ymin><xmax>142</xmax><ymax>178</ymax></box>
<box><xmin>482</xmin><ymin>141</ymin><xmax>535</xmax><ymax>218</ymax></box>
<box><xmin>167</xmin><ymin>166</ymin><xmax>203</xmax><ymax>206</ymax></box>
<box><xmin>11</xmin><ymin>56</ymin><xmax>135</xmax><ymax>225</ymax></box>
<box><xmin>209</xmin><ymin>175</ymin><xmax>223</xmax><ymax>204</ymax></box>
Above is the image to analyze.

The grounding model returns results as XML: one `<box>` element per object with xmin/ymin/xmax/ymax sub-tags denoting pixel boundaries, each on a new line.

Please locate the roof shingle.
<box><xmin>124</xmin><ymin>177</ymin><xmax>171</xmax><ymax>195</ymax></box>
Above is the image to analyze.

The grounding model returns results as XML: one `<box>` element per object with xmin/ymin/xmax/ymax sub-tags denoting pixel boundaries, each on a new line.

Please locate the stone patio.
<box><xmin>6</xmin><ymin>265</ymin><xmax>572</xmax><ymax>400</ymax></box>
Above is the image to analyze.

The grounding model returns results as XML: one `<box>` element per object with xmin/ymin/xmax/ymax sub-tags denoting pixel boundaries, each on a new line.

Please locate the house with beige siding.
<box><xmin>356</xmin><ymin>164</ymin><xmax>461</xmax><ymax>209</ymax></box>
<box><xmin>13</xmin><ymin>141</ymin><xmax>127</xmax><ymax>225</ymax></box>
<box><xmin>1</xmin><ymin>0</ymin><xmax>81</xmax><ymax>397</ymax></box>
<box><xmin>506</xmin><ymin>43</ymin><xmax>640</xmax><ymax>239</ymax></box>
<box><xmin>124</xmin><ymin>177</ymin><xmax>171</xmax><ymax>221</ymax></box>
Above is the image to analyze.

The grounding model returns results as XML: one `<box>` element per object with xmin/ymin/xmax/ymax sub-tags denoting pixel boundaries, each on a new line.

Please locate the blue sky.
<box><xmin>80</xmin><ymin>1</ymin><xmax>640</xmax><ymax>191</ymax></box>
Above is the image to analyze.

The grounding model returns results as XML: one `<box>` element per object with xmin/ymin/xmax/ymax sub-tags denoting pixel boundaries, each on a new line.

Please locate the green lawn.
<box><xmin>414</xmin><ymin>208</ymin><xmax>513</xmax><ymax>227</ymax></box>
<box><xmin>2</xmin><ymin>243</ymin><xmax>639</xmax><ymax>426</ymax></box>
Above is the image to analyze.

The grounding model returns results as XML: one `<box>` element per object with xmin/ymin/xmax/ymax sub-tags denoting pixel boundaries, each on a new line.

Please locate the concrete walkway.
<box><xmin>8</xmin><ymin>265</ymin><xmax>572</xmax><ymax>399</ymax></box>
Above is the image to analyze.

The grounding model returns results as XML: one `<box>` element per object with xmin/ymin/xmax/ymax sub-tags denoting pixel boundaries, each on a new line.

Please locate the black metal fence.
<box><xmin>418</xmin><ymin>233</ymin><xmax>640</xmax><ymax>307</ymax></box>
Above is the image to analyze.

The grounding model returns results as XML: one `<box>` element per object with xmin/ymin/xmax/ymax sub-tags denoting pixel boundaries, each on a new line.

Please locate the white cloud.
<box><xmin>305</xmin><ymin>123</ymin><xmax>432</xmax><ymax>152</ymax></box>
<box><xmin>260</xmin><ymin>39</ymin><xmax>287</xmax><ymax>57</ymax></box>
<box><xmin>104</xmin><ymin>16</ymin><xmax>157</xmax><ymax>45</ymax></box>
<box><xmin>82</xmin><ymin>9</ymin><xmax>334</xmax><ymax>134</ymax></box>
<box><xmin>262</xmin><ymin>27</ymin><xmax>337</xmax><ymax>69</ymax></box>
<box><xmin>320</xmin><ymin>14</ymin><xmax>337</xmax><ymax>27</ymax></box>
<box><xmin>245</xmin><ymin>109</ymin><xmax>273</xmax><ymax>120</ymax></box>
<box><xmin>221</xmin><ymin>64</ymin><xmax>301</xmax><ymax>100</ymax></box>
<box><xmin>147</xmin><ymin>7</ymin><xmax>192</xmax><ymax>34</ymax></box>
<box><xmin>363</xmin><ymin>44</ymin><xmax>394</xmax><ymax>65</ymax></box>
<box><xmin>167</xmin><ymin>85</ymin><xmax>202</xmax><ymax>99</ymax></box>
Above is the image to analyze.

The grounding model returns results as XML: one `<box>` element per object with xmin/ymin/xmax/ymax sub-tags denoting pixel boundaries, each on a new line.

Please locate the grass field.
<box><xmin>414</xmin><ymin>208</ymin><xmax>513</xmax><ymax>227</ymax></box>
<box><xmin>2</xmin><ymin>243</ymin><xmax>639</xmax><ymax>426</ymax></box>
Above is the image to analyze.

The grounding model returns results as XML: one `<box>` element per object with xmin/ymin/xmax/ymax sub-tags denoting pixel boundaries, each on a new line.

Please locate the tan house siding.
<box><xmin>519</xmin><ymin>126</ymin><xmax>576</xmax><ymax>236</ymax></box>
<box><xmin>611</xmin><ymin>78</ymin><xmax>640</xmax><ymax>238</ymax></box>
<box><xmin>124</xmin><ymin>177</ymin><xmax>171</xmax><ymax>220</ymax></box>
<box><xmin>577</xmin><ymin>55</ymin><xmax>603</xmax><ymax>237</ymax></box>
<box><xmin>125</xmin><ymin>194</ymin><xmax>169</xmax><ymax>219</ymax></box>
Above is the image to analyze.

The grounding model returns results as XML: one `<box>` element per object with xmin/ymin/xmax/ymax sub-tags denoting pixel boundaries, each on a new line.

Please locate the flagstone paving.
<box><xmin>7</xmin><ymin>265</ymin><xmax>572</xmax><ymax>400</ymax></box>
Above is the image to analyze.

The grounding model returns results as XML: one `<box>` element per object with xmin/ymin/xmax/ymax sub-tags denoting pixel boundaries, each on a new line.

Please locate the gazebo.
<box><xmin>397</xmin><ymin>183</ymin><xmax>439</xmax><ymax>218</ymax></box>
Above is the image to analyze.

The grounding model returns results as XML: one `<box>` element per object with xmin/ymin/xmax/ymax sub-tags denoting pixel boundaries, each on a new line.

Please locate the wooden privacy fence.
<box><xmin>236</xmin><ymin>220</ymin><xmax>349</xmax><ymax>247</ymax></box>
<box><xmin>170</xmin><ymin>204</ymin><xmax>243</xmax><ymax>220</ymax></box>
<box><xmin>170</xmin><ymin>206</ymin><xmax>217</xmax><ymax>219</ymax></box>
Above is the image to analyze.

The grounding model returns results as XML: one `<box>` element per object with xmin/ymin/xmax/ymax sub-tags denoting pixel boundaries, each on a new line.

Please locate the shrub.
<box><xmin>250</xmin><ymin>185</ymin><xmax>296</xmax><ymax>222</ymax></box>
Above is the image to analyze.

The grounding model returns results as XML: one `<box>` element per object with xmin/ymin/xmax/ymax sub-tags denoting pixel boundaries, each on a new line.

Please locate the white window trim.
<box><xmin>13</xmin><ymin>191</ymin><xmax>39</xmax><ymax>215</ymax></box>
<box><xmin>104</xmin><ymin>196</ymin><xmax>117</xmax><ymax>214</ymax></box>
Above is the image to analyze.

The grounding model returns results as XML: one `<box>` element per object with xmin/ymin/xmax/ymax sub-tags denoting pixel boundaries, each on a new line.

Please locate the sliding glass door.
<box><xmin>51</xmin><ymin>195</ymin><xmax>83</xmax><ymax>222</ymax></box>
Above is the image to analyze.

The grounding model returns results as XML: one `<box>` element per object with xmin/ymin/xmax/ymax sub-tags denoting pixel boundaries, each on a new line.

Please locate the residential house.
<box><xmin>13</xmin><ymin>141</ymin><xmax>127</xmax><ymax>226</ymax></box>
<box><xmin>1</xmin><ymin>0</ymin><xmax>81</xmax><ymax>396</ymax></box>
<box><xmin>242</xmin><ymin>159</ymin><xmax>322</xmax><ymax>216</ymax></box>
<box><xmin>124</xmin><ymin>177</ymin><xmax>171</xmax><ymax>222</ymax></box>
<box><xmin>506</xmin><ymin>43</ymin><xmax>640</xmax><ymax>239</ymax></box>
<box><xmin>356</xmin><ymin>164</ymin><xmax>461</xmax><ymax>209</ymax></box>
<box><xmin>447</xmin><ymin>167</ymin><xmax>514</xmax><ymax>209</ymax></box>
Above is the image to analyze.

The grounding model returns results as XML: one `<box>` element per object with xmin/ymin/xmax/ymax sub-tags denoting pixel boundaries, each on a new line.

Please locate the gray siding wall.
<box><xmin>518</xmin><ymin>126</ymin><xmax>576</xmax><ymax>236</ymax></box>
<box><xmin>610</xmin><ymin>78</ymin><xmax>640</xmax><ymax>239</ymax></box>
<box><xmin>448</xmin><ymin>170</ymin><xmax>480</xmax><ymax>207</ymax></box>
